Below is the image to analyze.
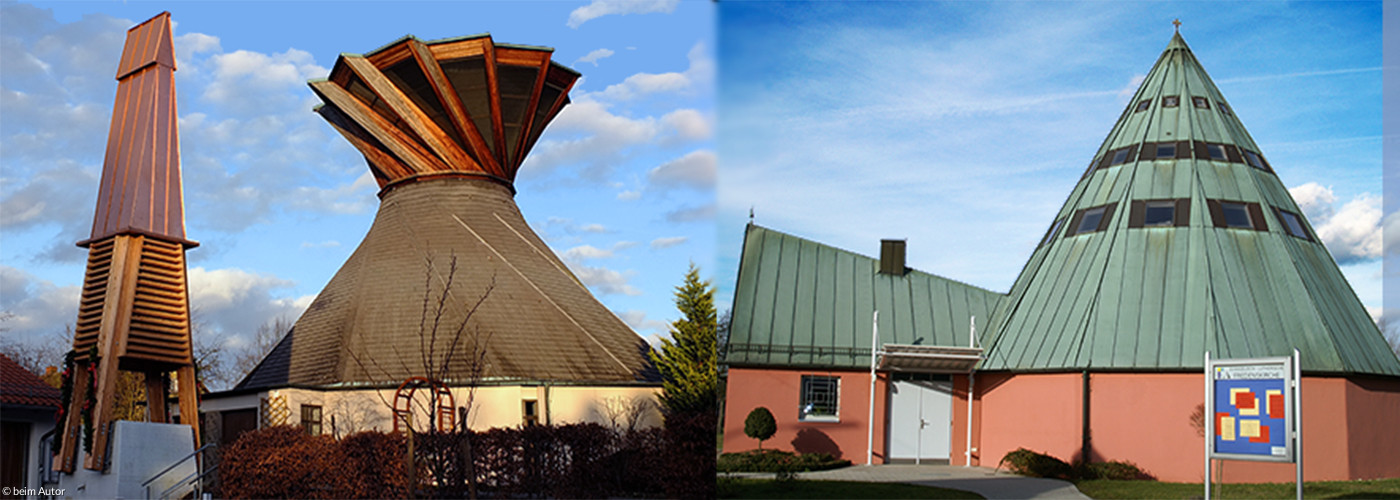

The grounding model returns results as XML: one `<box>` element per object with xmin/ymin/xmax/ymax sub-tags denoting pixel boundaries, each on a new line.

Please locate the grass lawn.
<box><xmin>718</xmin><ymin>478</ymin><xmax>984</xmax><ymax>499</ymax></box>
<box><xmin>1075</xmin><ymin>478</ymin><xmax>1400</xmax><ymax>499</ymax></box>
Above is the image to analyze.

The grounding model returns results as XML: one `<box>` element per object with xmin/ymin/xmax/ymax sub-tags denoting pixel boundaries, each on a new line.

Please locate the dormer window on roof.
<box><xmin>1206</xmin><ymin>143</ymin><xmax>1227</xmax><ymax>161</ymax></box>
<box><xmin>1218</xmin><ymin>101</ymin><xmax>1231</xmax><ymax>115</ymax></box>
<box><xmin>1275</xmin><ymin>208</ymin><xmax>1312</xmax><ymax>241</ymax></box>
<box><xmin>1163</xmin><ymin>95</ymin><xmax>1180</xmax><ymax>107</ymax></box>
<box><xmin>1136</xmin><ymin>99</ymin><xmax>1151</xmax><ymax>112</ymax></box>
<box><xmin>1067</xmin><ymin>203</ymin><xmax>1117</xmax><ymax>237</ymax></box>
<box><xmin>1192</xmin><ymin>96</ymin><xmax>1210</xmax><ymax>109</ymax></box>
<box><xmin>1244</xmin><ymin>150</ymin><xmax>1267</xmax><ymax>170</ymax></box>
<box><xmin>1156</xmin><ymin>143</ymin><xmax>1176</xmax><ymax>159</ymax></box>
<box><xmin>1129</xmin><ymin>199</ymin><xmax>1190</xmax><ymax>228</ymax></box>
<box><xmin>1208</xmin><ymin>200</ymin><xmax>1266</xmax><ymax>231</ymax></box>
<box><xmin>1040</xmin><ymin>218</ymin><xmax>1064</xmax><ymax>247</ymax></box>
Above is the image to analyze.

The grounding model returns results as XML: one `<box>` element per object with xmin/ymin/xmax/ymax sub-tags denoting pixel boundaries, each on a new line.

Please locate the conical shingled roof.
<box><xmin>236</xmin><ymin>36</ymin><xmax>653</xmax><ymax>390</ymax></box>
<box><xmin>980</xmin><ymin>32</ymin><xmax>1400</xmax><ymax>376</ymax></box>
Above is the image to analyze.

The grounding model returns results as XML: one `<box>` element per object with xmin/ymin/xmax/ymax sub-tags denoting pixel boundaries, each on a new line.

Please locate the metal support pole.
<box><xmin>1204</xmin><ymin>350</ymin><xmax>1212</xmax><ymax>500</ymax></box>
<box><xmin>1294</xmin><ymin>348</ymin><xmax>1302</xmax><ymax>500</ymax></box>
<box><xmin>965</xmin><ymin>316</ymin><xmax>976</xmax><ymax>467</ymax></box>
<box><xmin>866</xmin><ymin>310</ymin><xmax>879</xmax><ymax>466</ymax></box>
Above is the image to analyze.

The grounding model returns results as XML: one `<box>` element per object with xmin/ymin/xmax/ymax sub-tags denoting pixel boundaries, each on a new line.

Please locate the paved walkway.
<box><xmin>726</xmin><ymin>464</ymin><xmax>1092</xmax><ymax>500</ymax></box>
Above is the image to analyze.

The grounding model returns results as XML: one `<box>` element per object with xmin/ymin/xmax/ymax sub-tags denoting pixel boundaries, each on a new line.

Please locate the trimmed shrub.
<box><xmin>220</xmin><ymin>426</ymin><xmax>350</xmax><ymax>499</ymax></box>
<box><xmin>744</xmin><ymin>407</ymin><xmax>776</xmax><ymax>448</ymax></box>
<box><xmin>998</xmin><ymin>448</ymin><xmax>1072</xmax><ymax>480</ymax></box>
<box><xmin>717</xmin><ymin>449</ymin><xmax>851</xmax><ymax>473</ymax></box>
<box><xmin>1075</xmin><ymin>459</ymin><xmax>1153</xmax><ymax>480</ymax></box>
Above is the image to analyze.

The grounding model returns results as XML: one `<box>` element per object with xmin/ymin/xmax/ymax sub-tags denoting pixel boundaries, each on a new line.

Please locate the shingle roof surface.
<box><xmin>236</xmin><ymin>178</ymin><xmax>656</xmax><ymax>390</ymax></box>
<box><xmin>1</xmin><ymin>354</ymin><xmax>61</xmax><ymax>409</ymax></box>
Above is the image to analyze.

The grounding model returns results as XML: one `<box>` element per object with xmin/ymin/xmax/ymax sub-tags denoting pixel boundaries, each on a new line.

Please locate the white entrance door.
<box><xmin>888</xmin><ymin>377</ymin><xmax>952</xmax><ymax>463</ymax></box>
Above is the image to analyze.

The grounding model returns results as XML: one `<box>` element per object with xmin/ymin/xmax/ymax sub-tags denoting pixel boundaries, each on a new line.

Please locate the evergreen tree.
<box><xmin>649</xmin><ymin>264</ymin><xmax>718</xmax><ymax>416</ymax></box>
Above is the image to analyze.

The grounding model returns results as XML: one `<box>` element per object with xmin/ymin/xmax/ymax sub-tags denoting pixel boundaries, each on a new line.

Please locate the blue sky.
<box><xmin>717</xmin><ymin>2</ymin><xmax>1387</xmax><ymax>332</ymax></box>
<box><xmin>0</xmin><ymin>0</ymin><xmax>715</xmax><ymax>386</ymax></box>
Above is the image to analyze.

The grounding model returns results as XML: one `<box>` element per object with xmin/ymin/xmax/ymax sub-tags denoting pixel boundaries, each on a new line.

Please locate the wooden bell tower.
<box><xmin>56</xmin><ymin>12</ymin><xmax>200</xmax><ymax>472</ymax></box>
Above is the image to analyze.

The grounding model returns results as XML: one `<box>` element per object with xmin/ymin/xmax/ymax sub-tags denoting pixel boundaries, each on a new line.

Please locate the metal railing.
<box><xmin>143</xmin><ymin>442</ymin><xmax>217</xmax><ymax>499</ymax></box>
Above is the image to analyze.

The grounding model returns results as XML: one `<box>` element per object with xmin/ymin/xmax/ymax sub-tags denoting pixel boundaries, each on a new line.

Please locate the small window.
<box><xmin>1143</xmin><ymin>201</ymin><xmax>1175</xmax><ymax>226</ymax></box>
<box><xmin>1162</xmin><ymin>95</ymin><xmax>1180</xmax><ymax>108</ymax></box>
<box><xmin>1111</xmin><ymin>149</ymin><xmax>1129</xmax><ymax>165</ymax></box>
<box><xmin>1218</xmin><ymin>102</ymin><xmax>1231</xmax><ymax>115</ymax></box>
<box><xmin>800</xmin><ymin>375</ymin><xmax>839</xmax><ymax>421</ymax></box>
<box><xmin>1244</xmin><ymin>150</ymin><xmax>1265</xmax><ymax>170</ymax></box>
<box><xmin>301</xmin><ymin>405</ymin><xmax>322</xmax><ymax>436</ymax></box>
<box><xmin>1276</xmin><ymin>209</ymin><xmax>1311</xmax><ymax>240</ymax></box>
<box><xmin>1221</xmin><ymin>202</ymin><xmax>1253</xmax><ymax>228</ymax></box>
<box><xmin>1130</xmin><ymin>199</ymin><xmax>1189</xmax><ymax>228</ymax></box>
<box><xmin>1135</xmin><ymin>100</ymin><xmax>1151</xmax><ymax>112</ymax></box>
<box><xmin>1206</xmin><ymin>144</ymin><xmax>1227</xmax><ymax>161</ymax></box>
<box><xmin>1156</xmin><ymin>143</ymin><xmax>1176</xmax><ymax>159</ymax></box>
<box><xmin>1040</xmin><ymin>218</ymin><xmax>1064</xmax><ymax>247</ymax></box>
<box><xmin>1076</xmin><ymin>206</ymin><xmax>1108</xmax><ymax>234</ymax></box>
<box><xmin>523</xmin><ymin>400</ymin><xmax>539</xmax><ymax>426</ymax></box>
<box><xmin>1192</xmin><ymin>96</ymin><xmax>1210</xmax><ymax>109</ymax></box>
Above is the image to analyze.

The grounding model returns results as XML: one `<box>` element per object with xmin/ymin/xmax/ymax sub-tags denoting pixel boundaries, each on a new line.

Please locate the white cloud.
<box><xmin>576</xmin><ymin>48</ymin><xmax>615</xmax><ymax>66</ymax></box>
<box><xmin>665</xmin><ymin>203</ymin><xmax>715</xmax><ymax>223</ymax></box>
<box><xmin>288</xmin><ymin>171</ymin><xmax>378</xmax><ymax>215</ymax></box>
<box><xmin>565</xmin><ymin>244</ymin><xmax>614</xmax><ymax>260</ymax></box>
<box><xmin>568</xmin><ymin>264</ymin><xmax>642</xmax><ymax>296</ymax></box>
<box><xmin>0</xmin><ymin>265</ymin><xmax>81</xmax><ymax>344</ymax></box>
<box><xmin>301</xmin><ymin>240</ymin><xmax>341</xmax><ymax>249</ymax></box>
<box><xmin>648</xmin><ymin>150</ymin><xmax>716</xmax><ymax>191</ymax></box>
<box><xmin>593</xmin><ymin>42</ymin><xmax>712</xmax><ymax>101</ymax></box>
<box><xmin>1314</xmin><ymin>194</ymin><xmax>1382</xmax><ymax>264</ymax></box>
<box><xmin>650</xmin><ymin>236</ymin><xmax>688</xmax><ymax>249</ymax></box>
<box><xmin>187</xmin><ymin>266</ymin><xmax>311</xmax><ymax>338</ymax></box>
<box><xmin>567</xmin><ymin>0</ymin><xmax>678</xmax><ymax>29</ymax></box>
<box><xmin>617</xmin><ymin>190</ymin><xmax>641</xmax><ymax>201</ymax></box>
<box><xmin>1289</xmin><ymin>184</ymin><xmax>1381</xmax><ymax>264</ymax></box>
<box><xmin>1383</xmin><ymin>211</ymin><xmax>1400</xmax><ymax>257</ymax></box>
<box><xmin>661</xmin><ymin>108</ymin><xmax>711</xmax><ymax>140</ymax></box>
<box><xmin>617</xmin><ymin>309</ymin><xmax>670</xmax><ymax>336</ymax></box>
<box><xmin>1289</xmin><ymin>182</ymin><xmax>1336</xmax><ymax>221</ymax></box>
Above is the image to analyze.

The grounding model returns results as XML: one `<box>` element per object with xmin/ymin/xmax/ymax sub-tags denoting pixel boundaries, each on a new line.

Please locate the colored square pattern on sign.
<box><xmin>1214</xmin><ymin>378</ymin><xmax>1287</xmax><ymax>457</ymax></box>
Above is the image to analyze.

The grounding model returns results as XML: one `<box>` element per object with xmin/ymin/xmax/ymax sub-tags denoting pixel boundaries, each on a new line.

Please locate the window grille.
<box><xmin>800</xmin><ymin>375</ymin><xmax>839</xmax><ymax>421</ymax></box>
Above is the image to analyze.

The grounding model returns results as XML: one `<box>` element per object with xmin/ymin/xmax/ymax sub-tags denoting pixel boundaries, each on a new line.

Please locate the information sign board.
<box><xmin>1207</xmin><ymin>354</ymin><xmax>1295</xmax><ymax>462</ymax></box>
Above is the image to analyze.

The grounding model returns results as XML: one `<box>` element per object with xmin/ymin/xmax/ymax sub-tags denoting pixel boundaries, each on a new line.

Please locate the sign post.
<box><xmin>1204</xmin><ymin>349</ymin><xmax>1301</xmax><ymax>500</ymax></box>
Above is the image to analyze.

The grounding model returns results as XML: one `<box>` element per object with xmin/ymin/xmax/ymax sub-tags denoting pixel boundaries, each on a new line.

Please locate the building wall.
<box><xmin>723</xmin><ymin>367</ymin><xmax>888</xmax><ymax>463</ymax></box>
<box><xmin>964</xmin><ymin>372</ymin><xmax>1400</xmax><ymax>482</ymax></box>
<box><xmin>205</xmin><ymin>384</ymin><xmax>661</xmax><ymax>437</ymax></box>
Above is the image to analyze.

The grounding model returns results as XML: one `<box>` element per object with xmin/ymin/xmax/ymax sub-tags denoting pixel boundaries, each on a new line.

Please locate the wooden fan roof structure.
<box><xmin>310</xmin><ymin>34</ymin><xmax>580</xmax><ymax>193</ymax></box>
<box><xmin>235</xmin><ymin>35</ymin><xmax>655</xmax><ymax>391</ymax></box>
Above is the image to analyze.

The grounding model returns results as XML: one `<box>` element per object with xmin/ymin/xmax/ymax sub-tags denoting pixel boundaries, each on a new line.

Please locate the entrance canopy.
<box><xmin>877</xmin><ymin>344</ymin><xmax>983</xmax><ymax>374</ymax></box>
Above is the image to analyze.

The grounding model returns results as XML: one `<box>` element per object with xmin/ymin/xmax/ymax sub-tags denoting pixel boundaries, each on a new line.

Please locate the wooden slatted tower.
<box><xmin>57</xmin><ymin>12</ymin><xmax>200</xmax><ymax>472</ymax></box>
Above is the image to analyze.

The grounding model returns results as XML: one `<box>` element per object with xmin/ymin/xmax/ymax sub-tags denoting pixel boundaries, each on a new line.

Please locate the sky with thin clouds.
<box><xmin>717</xmin><ymin>2</ymin><xmax>1384</xmax><ymax>327</ymax></box>
<box><xmin>0</xmin><ymin>0</ymin><xmax>715</xmax><ymax>386</ymax></box>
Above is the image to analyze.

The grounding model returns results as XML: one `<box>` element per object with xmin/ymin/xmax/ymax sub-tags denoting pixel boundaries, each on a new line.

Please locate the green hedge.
<box><xmin>718</xmin><ymin>449</ymin><xmax>851</xmax><ymax>473</ymax></box>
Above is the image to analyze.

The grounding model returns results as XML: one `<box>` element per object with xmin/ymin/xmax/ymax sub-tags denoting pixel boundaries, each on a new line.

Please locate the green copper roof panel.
<box><xmin>981</xmin><ymin>32</ymin><xmax>1400</xmax><ymax>376</ymax></box>
<box><xmin>725</xmin><ymin>224</ymin><xmax>1004</xmax><ymax>370</ymax></box>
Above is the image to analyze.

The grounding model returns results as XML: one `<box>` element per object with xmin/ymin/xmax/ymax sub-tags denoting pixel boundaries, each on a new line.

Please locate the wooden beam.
<box><xmin>86</xmin><ymin>235</ymin><xmax>143</xmax><ymax>470</ymax></box>
<box><xmin>310</xmin><ymin>80</ymin><xmax>449</xmax><ymax>176</ymax></box>
<box><xmin>510</xmin><ymin>53</ymin><xmax>552</xmax><ymax>169</ymax></box>
<box><xmin>176</xmin><ymin>365</ymin><xmax>200</xmax><ymax>451</ymax></box>
<box><xmin>146</xmin><ymin>371</ymin><xmax>169</xmax><ymax>423</ymax></box>
<box><xmin>408</xmin><ymin>39</ymin><xmax>505</xmax><ymax>179</ymax></box>
<box><xmin>317</xmin><ymin>105</ymin><xmax>416</xmax><ymax>181</ymax></box>
<box><xmin>343</xmin><ymin>56</ymin><xmax>482</xmax><ymax>174</ymax></box>
<box><xmin>482</xmin><ymin>39</ymin><xmax>506</xmax><ymax>167</ymax></box>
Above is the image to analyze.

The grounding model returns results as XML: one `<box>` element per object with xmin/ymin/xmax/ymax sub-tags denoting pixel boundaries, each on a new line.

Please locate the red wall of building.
<box><xmin>962</xmin><ymin>373</ymin><xmax>1400</xmax><ymax>482</ymax></box>
<box><xmin>723</xmin><ymin>367</ymin><xmax>889</xmax><ymax>463</ymax></box>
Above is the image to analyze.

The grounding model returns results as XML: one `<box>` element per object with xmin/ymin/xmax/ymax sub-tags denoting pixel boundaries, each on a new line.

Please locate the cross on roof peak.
<box><xmin>1173</xmin><ymin>19</ymin><xmax>1182</xmax><ymax>32</ymax></box>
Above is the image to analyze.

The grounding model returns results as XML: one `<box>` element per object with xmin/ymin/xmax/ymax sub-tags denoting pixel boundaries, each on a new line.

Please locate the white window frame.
<box><xmin>799</xmin><ymin>375</ymin><xmax>840</xmax><ymax>422</ymax></box>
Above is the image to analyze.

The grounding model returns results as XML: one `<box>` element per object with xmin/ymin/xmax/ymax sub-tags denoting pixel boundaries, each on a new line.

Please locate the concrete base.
<box><xmin>58</xmin><ymin>421</ymin><xmax>196</xmax><ymax>499</ymax></box>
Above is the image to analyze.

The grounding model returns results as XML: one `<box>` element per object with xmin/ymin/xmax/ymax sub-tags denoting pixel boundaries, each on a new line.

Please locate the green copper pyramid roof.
<box><xmin>724</xmin><ymin>224</ymin><xmax>1003</xmax><ymax>370</ymax></box>
<box><xmin>979</xmin><ymin>32</ymin><xmax>1400</xmax><ymax>376</ymax></box>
